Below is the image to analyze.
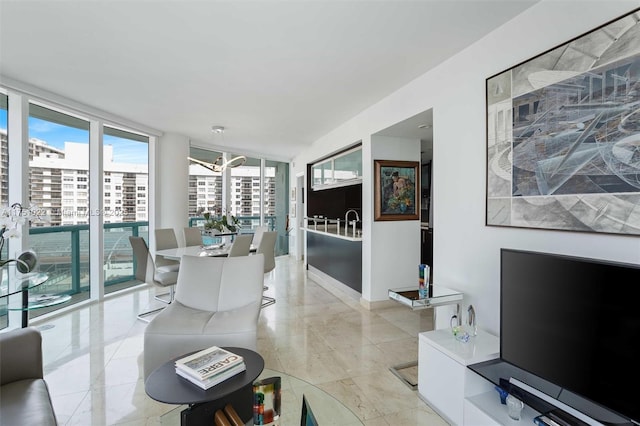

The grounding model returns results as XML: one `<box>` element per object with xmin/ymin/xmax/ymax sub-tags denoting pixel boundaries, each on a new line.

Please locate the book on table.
<box><xmin>176</xmin><ymin>362</ymin><xmax>246</xmax><ymax>390</ymax></box>
<box><xmin>175</xmin><ymin>346</ymin><xmax>245</xmax><ymax>388</ymax></box>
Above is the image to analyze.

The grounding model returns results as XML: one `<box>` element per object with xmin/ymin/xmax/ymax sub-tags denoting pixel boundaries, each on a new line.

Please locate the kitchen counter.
<box><xmin>303</xmin><ymin>218</ymin><xmax>362</xmax><ymax>241</ymax></box>
<box><xmin>304</xmin><ymin>217</ymin><xmax>362</xmax><ymax>293</ymax></box>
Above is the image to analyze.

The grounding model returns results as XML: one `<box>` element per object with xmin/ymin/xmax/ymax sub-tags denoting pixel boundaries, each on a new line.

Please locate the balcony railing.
<box><xmin>24</xmin><ymin>215</ymin><xmax>280</xmax><ymax>298</ymax></box>
<box><xmin>28</xmin><ymin>221</ymin><xmax>149</xmax><ymax>297</ymax></box>
<box><xmin>1</xmin><ymin>215</ymin><xmax>286</xmax><ymax>324</ymax></box>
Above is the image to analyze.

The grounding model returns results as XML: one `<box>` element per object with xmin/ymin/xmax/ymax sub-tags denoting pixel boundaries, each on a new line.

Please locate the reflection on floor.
<box><xmin>29</xmin><ymin>256</ymin><xmax>447</xmax><ymax>425</ymax></box>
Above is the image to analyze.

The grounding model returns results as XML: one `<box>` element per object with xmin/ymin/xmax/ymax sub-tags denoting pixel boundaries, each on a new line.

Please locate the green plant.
<box><xmin>203</xmin><ymin>211</ymin><xmax>240</xmax><ymax>233</ymax></box>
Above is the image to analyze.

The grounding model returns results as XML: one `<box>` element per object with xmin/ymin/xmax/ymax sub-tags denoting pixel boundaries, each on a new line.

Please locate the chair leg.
<box><xmin>154</xmin><ymin>286</ymin><xmax>175</xmax><ymax>304</ymax></box>
<box><xmin>137</xmin><ymin>306</ymin><xmax>166</xmax><ymax>323</ymax></box>
<box><xmin>140</xmin><ymin>286</ymin><xmax>174</xmax><ymax>322</ymax></box>
<box><xmin>261</xmin><ymin>296</ymin><xmax>276</xmax><ymax>308</ymax></box>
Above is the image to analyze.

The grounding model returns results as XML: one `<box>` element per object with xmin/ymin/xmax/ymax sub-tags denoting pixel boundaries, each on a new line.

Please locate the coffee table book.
<box><xmin>175</xmin><ymin>346</ymin><xmax>244</xmax><ymax>381</ymax></box>
<box><xmin>176</xmin><ymin>362</ymin><xmax>247</xmax><ymax>390</ymax></box>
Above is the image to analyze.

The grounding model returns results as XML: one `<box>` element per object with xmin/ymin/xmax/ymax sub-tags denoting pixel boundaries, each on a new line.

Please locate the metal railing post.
<box><xmin>71</xmin><ymin>227</ymin><xmax>81</xmax><ymax>294</ymax></box>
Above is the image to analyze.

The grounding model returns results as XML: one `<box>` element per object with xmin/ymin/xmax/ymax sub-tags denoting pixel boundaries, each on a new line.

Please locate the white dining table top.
<box><xmin>155</xmin><ymin>244</ymin><xmax>257</xmax><ymax>260</ymax></box>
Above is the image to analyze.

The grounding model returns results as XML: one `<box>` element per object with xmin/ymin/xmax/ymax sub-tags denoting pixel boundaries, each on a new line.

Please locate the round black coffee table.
<box><xmin>145</xmin><ymin>347</ymin><xmax>264</xmax><ymax>426</ymax></box>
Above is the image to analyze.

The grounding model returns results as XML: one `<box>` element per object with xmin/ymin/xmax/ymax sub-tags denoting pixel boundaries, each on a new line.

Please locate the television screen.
<box><xmin>500</xmin><ymin>249</ymin><xmax>640</xmax><ymax>424</ymax></box>
<box><xmin>300</xmin><ymin>395</ymin><xmax>318</xmax><ymax>426</ymax></box>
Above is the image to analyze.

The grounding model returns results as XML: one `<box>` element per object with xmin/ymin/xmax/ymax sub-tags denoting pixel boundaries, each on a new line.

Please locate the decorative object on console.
<box><xmin>418</xmin><ymin>263</ymin><xmax>429</xmax><ymax>299</ymax></box>
<box><xmin>495</xmin><ymin>385</ymin><xmax>508</xmax><ymax>404</ymax></box>
<box><xmin>374</xmin><ymin>159</ymin><xmax>419</xmax><ymax>221</ymax></box>
<box><xmin>467</xmin><ymin>304</ymin><xmax>477</xmax><ymax>336</ymax></box>
<box><xmin>486</xmin><ymin>7</ymin><xmax>640</xmax><ymax>236</ymax></box>
<box><xmin>253</xmin><ymin>376</ymin><xmax>281</xmax><ymax>425</ymax></box>
<box><xmin>506</xmin><ymin>394</ymin><xmax>524</xmax><ymax>421</ymax></box>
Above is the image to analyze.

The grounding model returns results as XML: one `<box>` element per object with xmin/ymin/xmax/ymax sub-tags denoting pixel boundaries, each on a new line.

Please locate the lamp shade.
<box><xmin>16</xmin><ymin>249</ymin><xmax>38</xmax><ymax>273</ymax></box>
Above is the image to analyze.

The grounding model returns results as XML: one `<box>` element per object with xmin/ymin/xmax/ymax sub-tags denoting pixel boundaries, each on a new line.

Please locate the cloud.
<box><xmin>29</xmin><ymin>120</ymin><xmax>60</xmax><ymax>133</ymax></box>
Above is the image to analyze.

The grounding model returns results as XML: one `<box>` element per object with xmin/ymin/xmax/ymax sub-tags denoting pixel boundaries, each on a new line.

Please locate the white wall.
<box><xmin>291</xmin><ymin>0</ymin><xmax>640</xmax><ymax>334</ymax></box>
<box><xmin>156</xmin><ymin>133</ymin><xmax>189</xmax><ymax>239</ymax></box>
<box><xmin>363</xmin><ymin>135</ymin><xmax>421</xmax><ymax>303</ymax></box>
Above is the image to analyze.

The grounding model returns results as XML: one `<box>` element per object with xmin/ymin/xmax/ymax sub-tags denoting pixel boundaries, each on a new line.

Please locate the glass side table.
<box><xmin>160</xmin><ymin>368</ymin><xmax>363</xmax><ymax>425</ymax></box>
<box><xmin>0</xmin><ymin>266</ymin><xmax>63</xmax><ymax>328</ymax></box>
<box><xmin>388</xmin><ymin>285</ymin><xmax>463</xmax><ymax>390</ymax></box>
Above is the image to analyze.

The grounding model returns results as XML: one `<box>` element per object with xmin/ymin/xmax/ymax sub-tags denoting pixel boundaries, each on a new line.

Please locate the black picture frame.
<box><xmin>486</xmin><ymin>8</ymin><xmax>640</xmax><ymax>236</ymax></box>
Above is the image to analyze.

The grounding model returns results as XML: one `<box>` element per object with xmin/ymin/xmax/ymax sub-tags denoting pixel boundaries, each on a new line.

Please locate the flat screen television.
<box><xmin>500</xmin><ymin>249</ymin><xmax>640</xmax><ymax>425</ymax></box>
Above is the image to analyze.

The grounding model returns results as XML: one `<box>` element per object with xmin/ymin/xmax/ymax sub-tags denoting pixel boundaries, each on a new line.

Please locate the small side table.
<box><xmin>0</xmin><ymin>269</ymin><xmax>54</xmax><ymax>328</ymax></box>
<box><xmin>145</xmin><ymin>347</ymin><xmax>264</xmax><ymax>426</ymax></box>
<box><xmin>388</xmin><ymin>285</ymin><xmax>463</xmax><ymax>390</ymax></box>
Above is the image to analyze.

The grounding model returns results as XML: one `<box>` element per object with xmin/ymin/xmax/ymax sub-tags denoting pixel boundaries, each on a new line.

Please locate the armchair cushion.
<box><xmin>0</xmin><ymin>327</ymin><xmax>57</xmax><ymax>426</ymax></box>
<box><xmin>143</xmin><ymin>254</ymin><xmax>264</xmax><ymax>379</ymax></box>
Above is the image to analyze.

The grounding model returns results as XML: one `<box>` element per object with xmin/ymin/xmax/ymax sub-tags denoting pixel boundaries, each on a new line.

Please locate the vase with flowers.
<box><xmin>202</xmin><ymin>210</ymin><xmax>240</xmax><ymax>235</ymax></box>
<box><xmin>0</xmin><ymin>203</ymin><xmax>48</xmax><ymax>273</ymax></box>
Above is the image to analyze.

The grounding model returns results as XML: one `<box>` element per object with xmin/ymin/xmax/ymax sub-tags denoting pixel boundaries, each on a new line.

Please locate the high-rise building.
<box><xmin>187</xmin><ymin>163</ymin><xmax>276</xmax><ymax>218</ymax></box>
<box><xmin>27</xmin><ymin>140</ymin><xmax>148</xmax><ymax>226</ymax></box>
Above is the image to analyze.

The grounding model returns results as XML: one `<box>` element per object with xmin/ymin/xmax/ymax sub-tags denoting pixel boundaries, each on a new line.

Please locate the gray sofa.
<box><xmin>0</xmin><ymin>327</ymin><xmax>57</xmax><ymax>426</ymax></box>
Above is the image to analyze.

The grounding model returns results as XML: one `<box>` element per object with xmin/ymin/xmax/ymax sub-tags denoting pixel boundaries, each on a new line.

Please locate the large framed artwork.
<box><xmin>486</xmin><ymin>8</ymin><xmax>640</xmax><ymax>236</ymax></box>
<box><xmin>374</xmin><ymin>160</ymin><xmax>419</xmax><ymax>221</ymax></box>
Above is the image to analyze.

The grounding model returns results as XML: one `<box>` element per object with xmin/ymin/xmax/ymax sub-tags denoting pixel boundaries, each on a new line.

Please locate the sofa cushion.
<box><xmin>0</xmin><ymin>379</ymin><xmax>57</xmax><ymax>426</ymax></box>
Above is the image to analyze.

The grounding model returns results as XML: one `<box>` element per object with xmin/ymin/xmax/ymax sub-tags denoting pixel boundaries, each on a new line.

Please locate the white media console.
<box><xmin>418</xmin><ymin>329</ymin><xmax>541</xmax><ymax>425</ymax></box>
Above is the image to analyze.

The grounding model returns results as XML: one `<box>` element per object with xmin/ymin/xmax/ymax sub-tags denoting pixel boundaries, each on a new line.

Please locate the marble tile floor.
<box><xmin>24</xmin><ymin>256</ymin><xmax>448</xmax><ymax>426</ymax></box>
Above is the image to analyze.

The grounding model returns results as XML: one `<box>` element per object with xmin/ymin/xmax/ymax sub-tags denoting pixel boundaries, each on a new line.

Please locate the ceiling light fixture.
<box><xmin>211</xmin><ymin>125</ymin><xmax>225</xmax><ymax>134</ymax></box>
<box><xmin>188</xmin><ymin>155</ymin><xmax>247</xmax><ymax>173</ymax></box>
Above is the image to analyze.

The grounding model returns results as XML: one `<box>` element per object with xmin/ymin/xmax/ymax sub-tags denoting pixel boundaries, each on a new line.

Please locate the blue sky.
<box><xmin>0</xmin><ymin>114</ymin><xmax>148</xmax><ymax>164</ymax></box>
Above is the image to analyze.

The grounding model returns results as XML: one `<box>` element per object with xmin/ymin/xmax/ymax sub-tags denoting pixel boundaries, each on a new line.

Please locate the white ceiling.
<box><xmin>0</xmin><ymin>0</ymin><xmax>537</xmax><ymax>162</ymax></box>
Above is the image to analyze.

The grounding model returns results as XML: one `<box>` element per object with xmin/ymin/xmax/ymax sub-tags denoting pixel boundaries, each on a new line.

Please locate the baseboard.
<box><xmin>307</xmin><ymin>266</ymin><xmax>361</xmax><ymax>302</ymax></box>
<box><xmin>360</xmin><ymin>298</ymin><xmax>397</xmax><ymax>310</ymax></box>
<box><xmin>307</xmin><ymin>266</ymin><xmax>400</xmax><ymax>311</ymax></box>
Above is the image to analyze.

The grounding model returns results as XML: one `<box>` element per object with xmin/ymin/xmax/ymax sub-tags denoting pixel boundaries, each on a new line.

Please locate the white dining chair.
<box><xmin>257</xmin><ymin>231</ymin><xmax>277</xmax><ymax>308</ymax></box>
<box><xmin>183</xmin><ymin>227</ymin><xmax>203</xmax><ymax>247</ymax></box>
<box><xmin>129</xmin><ymin>236</ymin><xmax>178</xmax><ymax>322</ymax></box>
<box><xmin>251</xmin><ymin>225</ymin><xmax>268</xmax><ymax>249</ymax></box>
<box><xmin>227</xmin><ymin>234</ymin><xmax>253</xmax><ymax>257</ymax></box>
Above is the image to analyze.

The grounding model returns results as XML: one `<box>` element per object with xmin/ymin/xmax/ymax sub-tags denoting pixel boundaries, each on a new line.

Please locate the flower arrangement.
<box><xmin>202</xmin><ymin>211</ymin><xmax>240</xmax><ymax>233</ymax></box>
<box><xmin>0</xmin><ymin>203</ymin><xmax>48</xmax><ymax>261</ymax></box>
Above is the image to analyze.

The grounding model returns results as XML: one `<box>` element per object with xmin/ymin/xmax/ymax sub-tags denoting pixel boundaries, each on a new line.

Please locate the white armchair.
<box><xmin>143</xmin><ymin>253</ymin><xmax>265</xmax><ymax>379</ymax></box>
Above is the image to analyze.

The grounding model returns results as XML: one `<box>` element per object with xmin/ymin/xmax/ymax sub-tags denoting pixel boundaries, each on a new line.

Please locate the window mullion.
<box><xmin>89</xmin><ymin>120</ymin><xmax>104</xmax><ymax>300</ymax></box>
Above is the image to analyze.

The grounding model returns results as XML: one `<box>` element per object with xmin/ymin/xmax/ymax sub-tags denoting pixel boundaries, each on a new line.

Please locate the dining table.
<box><xmin>155</xmin><ymin>244</ymin><xmax>257</xmax><ymax>261</ymax></box>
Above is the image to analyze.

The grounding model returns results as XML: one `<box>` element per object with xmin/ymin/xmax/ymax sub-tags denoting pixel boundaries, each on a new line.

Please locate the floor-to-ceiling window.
<box><xmin>28</xmin><ymin>103</ymin><xmax>92</xmax><ymax>308</ymax></box>
<box><xmin>102</xmin><ymin>127</ymin><xmax>149</xmax><ymax>294</ymax></box>
<box><xmin>0</xmin><ymin>92</ymin><xmax>8</xmax><ymax>328</ymax></box>
<box><xmin>187</xmin><ymin>145</ymin><xmax>289</xmax><ymax>255</ymax></box>
<box><xmin>0</xmin><ymin>93</ymin><xmax>8</xmax><ymax>257</ymax></box>
<box><xmin>0</xmin><ymin>86</ymin><xmax>156</xmax><ymax>329</ymax></box>
<box><xmin>188</xmin><ymin>147</ymin><xmax>223</xmax><ymax>218</ymax></box>
<box><xmin>229</xmin><ymin>155</ymin><xmax>263</xmax><ymax>230</ymax></box>
<box><xmin>265</xmin><ymin>159</ymin><xmax>289</xmax><ymax>256</ymax></box>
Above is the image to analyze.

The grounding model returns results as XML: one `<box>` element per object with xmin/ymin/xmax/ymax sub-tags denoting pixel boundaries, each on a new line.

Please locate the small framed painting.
<box><xmin>374</xmin><ymin>160</ymin><xmax>420</xmax><ymax>221</ymax></box>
